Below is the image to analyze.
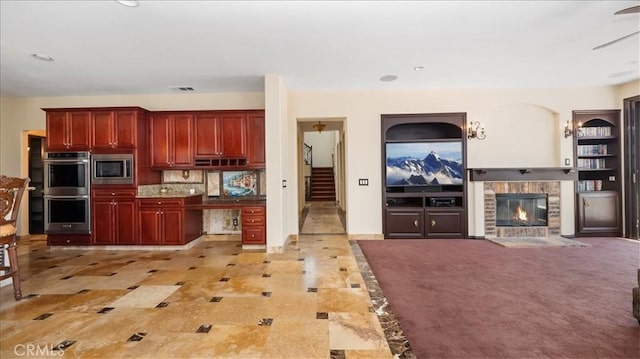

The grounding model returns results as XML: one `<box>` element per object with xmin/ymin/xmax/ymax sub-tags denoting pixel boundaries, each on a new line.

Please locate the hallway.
<box><xmin>300</xmin><ymin>201</ymin><xmax>346</xmax><ymax>234</ymax></box>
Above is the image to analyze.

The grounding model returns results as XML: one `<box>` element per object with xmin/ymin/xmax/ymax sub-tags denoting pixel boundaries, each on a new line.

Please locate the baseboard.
<box><xmin>348</xmin><ymin>234</ymin><xmax>384</xmax><ymax>240</ymax></box>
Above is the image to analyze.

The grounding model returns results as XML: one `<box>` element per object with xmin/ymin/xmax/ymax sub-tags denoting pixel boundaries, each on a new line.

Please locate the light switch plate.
<box><xmin>564</xmin><ymin>158</ymin><xmax>570</xmax><ymax>166</ymax></box>
<box><xmin>358</xmin><ymin>178</ymin><xmax>369</xmax><ymax>186</ymax></box>
<box><xmin>282</xmin><ymin>180</ymin><xmax>287</xmax><ymax>188</ymax></box>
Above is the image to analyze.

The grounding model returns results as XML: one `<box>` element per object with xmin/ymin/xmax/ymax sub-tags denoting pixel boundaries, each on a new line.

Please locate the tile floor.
<box><xmin>300</xmin><ymin>202</ymin><xmax>346</xmax><ymax>235</ymax></box>
<box><xmin>0</xmin><ymin>231</ymin><xmax>413</xmax><ymax>358</ymax></box>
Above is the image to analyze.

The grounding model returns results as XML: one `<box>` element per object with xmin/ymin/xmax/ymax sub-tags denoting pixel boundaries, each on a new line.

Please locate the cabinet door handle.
<box><xmin>413</xmin><ymin>220</ymin><xmax>418</xmax><ymax>228</ymax></box>
<box><xmin>431</xmin><ymin>220</ymin><xmax>436</xmax><ymax>228</ymax></box>
<box><xmin>583</xmin><ymin>199</ymin><xmax>590</xmax><ymax>208</ymax></box>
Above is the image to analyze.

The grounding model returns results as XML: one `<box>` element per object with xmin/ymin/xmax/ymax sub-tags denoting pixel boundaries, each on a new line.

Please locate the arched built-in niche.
<box><xmin>477</xmin><ymin>104</ymin><xmax>560</xmax><ymax>167</ymax></box>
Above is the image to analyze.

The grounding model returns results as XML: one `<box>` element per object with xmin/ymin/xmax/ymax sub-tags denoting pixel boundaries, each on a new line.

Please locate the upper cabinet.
<box><xmin>45</xmin><ymin>110</ymin><xmax>92</xmax><ymax>151</ymax></box>
<box><xmin>191</xmin><ymin>110</ymin><xmax>264</xmax><ymax>168</ymax></box>
<box><xmin>194</xmin><ymin>111</ymin><xmax>246</xmax><ymax>158</ymax></box>
<box><xmin>93</xmin><ymin>110</ymin><xmax>138</xmax><ymax>150</ymax></box>
<box><xmin>150</xmin><ymin>112</ymin><xmax>194</xmax><ymax>168</ymax></box>
<box><xmin>45</xmin><ymin>107</ymin><xmax>148</xmax><ymax>152</ymax></box>
<box><xmin>246</xmin><ymin>111</ymin><xmax>265</xmax><ymax>168</ymax></box>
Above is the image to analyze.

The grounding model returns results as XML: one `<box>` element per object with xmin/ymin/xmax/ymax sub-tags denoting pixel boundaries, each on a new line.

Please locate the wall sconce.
<box><xmin>564</xmin><ymin>120</ymin><xmax>573</xmax><ymax>138</ymax></box>
<box><xmin>312</xmin><ymin>121</ymin><xmax>326</xmax><ymax>133</ymax></box>
<box><xmin>467</xmin><ymin>121</ymin><xmax>486</xmax><ymax>140</ymax></box>
<box><xmin>182</xmin><ymin>170</ymin><xmax>190</xmax><ymax>180</ymax></box>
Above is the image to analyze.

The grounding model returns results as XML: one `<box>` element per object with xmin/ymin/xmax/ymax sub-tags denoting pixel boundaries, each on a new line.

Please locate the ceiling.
<box><xmin>1</xmin><ymin>0</ymin><xmax>639</xmax><ymax>97</ymax></box>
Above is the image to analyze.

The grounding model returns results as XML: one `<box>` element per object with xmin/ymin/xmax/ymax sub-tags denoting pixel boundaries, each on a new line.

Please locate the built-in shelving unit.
<box><xmin>573</xmin><ymin>109</ymin><xmax>622</xmax><ymax>236</ymax></box>
<box><xmin>382</xmin><ymin>113</ymin><xmax>467</xmax><ymax>239</ymax></box>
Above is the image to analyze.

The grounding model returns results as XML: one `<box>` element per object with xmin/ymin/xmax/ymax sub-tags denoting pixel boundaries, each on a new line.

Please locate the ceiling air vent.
<box><xmin>170</xmin><ymin>86</ymin><xmax>195</xmax><ymax>92</ymax></box>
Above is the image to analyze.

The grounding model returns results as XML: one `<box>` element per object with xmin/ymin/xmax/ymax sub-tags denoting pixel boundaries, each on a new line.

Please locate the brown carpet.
<box><xmin>358</xmin><ymin>238</ymin><xmax>640</xmax><ymax>359</ymax></box>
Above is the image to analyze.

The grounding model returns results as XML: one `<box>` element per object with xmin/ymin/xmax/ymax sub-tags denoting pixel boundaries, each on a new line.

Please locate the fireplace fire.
<box><xmin>496</xmin><ymin>193</ymin><xmax>548</xmax><ymax>227</ymax></box>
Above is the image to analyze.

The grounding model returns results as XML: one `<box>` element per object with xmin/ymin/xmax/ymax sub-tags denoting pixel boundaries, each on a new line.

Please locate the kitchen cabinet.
<box><xmin>241</xmin><ymin>206</ymin><xmax>266</xmax><ymax>244</ymax></box>
<box><xmin>245</xmin><ymin>112</ymin><xmax>265</xmax><ymax>168</ymax></box>
<box><xmin>92</xmin><ymin>110</ymin><xmax>138</xmax><ymax>149</ymax></box>
<box><xmin>137</xmin><ymin>196</ymin><xmax>202</xmax><ymax>245</ymax></box>
<box><xmin>150</xmin><ymin>113</ymin><xmax>193</xmax><ymax>168</ymax></box>
<box><xmin>92</xmin><ymin>189</ymin><xmax>137</xmax><ymax>245</ymax></box>
<box><xmin>193</xmin><ymin>111</ymin><xmax>247</xmax><ymax>165</ymax></box>
<box><xmin>45</xmin><ymin>111</ymin><xmax>92</xmax><ymax>151</ymax></box>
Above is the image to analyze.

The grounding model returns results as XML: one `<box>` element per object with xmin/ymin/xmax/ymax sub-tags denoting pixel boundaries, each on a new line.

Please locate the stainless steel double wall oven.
<box><xmin>43</xmin><ymin>151</ymin><xmax>91</xmax><ymax>234</ymax></box>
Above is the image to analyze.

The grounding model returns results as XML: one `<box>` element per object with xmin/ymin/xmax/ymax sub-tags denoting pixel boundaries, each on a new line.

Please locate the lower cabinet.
<box><xmin>242</xmin><ymin>206</ymin><xmax>266</xmax><ymax>244</ymax></box>
<box><xmin>576</xmin><ymin>192</ymin><xmax>621</xmax><ymax>236</ymax></box>
<box><xmin>93</xmin><ymin>189</ymin><xmax>137</xmax><ymax>245</ymax></box>
<box><xmin>137</xmin><ymin>196</ymin><xmax>202</xmax><ymax>245</ymax></box>
<box><xmin>385</xmin><ymin>208</ymin><xmax>465</xmax><ymax>239</ymax></box>
<box><xmin>425</xmin><ymin>210</ymin><xmax>465</xmax><ymax>237</ymax></box>
<box><xmin>385</xmin><ymin>209</ymin><xmax>424</xmax><ymax>238</ymax></box>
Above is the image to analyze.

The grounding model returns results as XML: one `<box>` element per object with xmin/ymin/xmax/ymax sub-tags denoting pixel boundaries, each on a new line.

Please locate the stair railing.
<box><xmin>304</xmin><ymin>143</ymin><xmax>312</xmax><ymax>200</ymax></box>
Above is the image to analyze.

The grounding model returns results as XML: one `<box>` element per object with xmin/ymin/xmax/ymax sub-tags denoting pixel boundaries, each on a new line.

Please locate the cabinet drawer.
<box><xmin>242</xmin><ymin>227</ymin><xmax>265</xmax><ymax>244</ymax></box>
<box><xmin>242</xmin><ymin>207</ymin><xmax>264</xmax><ymax>216</ymax></box>
<box><xmin>47</xmin><ymin>234</ymin><xmax>91</xmax><ymax>246</ymax></box>
<box><xmin>242</xmin><ymin>215</ymin><xmax>264</xmax><ymax>226</ymax></box>
<box><xmin>138</xmin><ymin>198</ymin><xmax>184</xmax><ymax>207</ymax></box>
<box><xmin>93</xmin><ymin>189</ymin><xmax>136</xmax><ymax>198</ymax></box>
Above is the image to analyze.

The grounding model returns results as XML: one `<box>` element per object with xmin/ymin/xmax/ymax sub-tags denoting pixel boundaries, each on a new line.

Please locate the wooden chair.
<box><xmin>0</xmin><ymin>175</ymin><xmax>29</xmax><ymax>300</ymax></box>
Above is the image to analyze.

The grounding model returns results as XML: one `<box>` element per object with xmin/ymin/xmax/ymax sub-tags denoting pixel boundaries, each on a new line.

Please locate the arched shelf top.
<box><xmin>385</xmin><ymin>122</ymin><xmax>462</xmax><ymax>141</ymax></box>
<box><xmin>580</xmin><ymin>117</ymin><xmax>617</xmax><ymax>128</ymax></box>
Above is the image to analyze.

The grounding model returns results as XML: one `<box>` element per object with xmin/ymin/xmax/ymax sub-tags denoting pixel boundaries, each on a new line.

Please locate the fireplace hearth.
<box><xmin>496</xmin><ymin>193</ymin><xmax>548</xmax><ymax>227</ymax></box>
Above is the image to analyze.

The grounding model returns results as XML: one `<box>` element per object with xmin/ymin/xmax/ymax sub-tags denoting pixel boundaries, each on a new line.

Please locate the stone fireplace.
<box><xmin>485</xmin><ymin>181</ymin><xmax>560</xmax><ymax>237</ymax></box>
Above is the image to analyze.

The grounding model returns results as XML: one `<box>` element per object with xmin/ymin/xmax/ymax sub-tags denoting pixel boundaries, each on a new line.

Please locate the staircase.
<box><xmin>310</xmin><ymin>167</ymin><xmax>336</xmax><ymax>201</ymax></box>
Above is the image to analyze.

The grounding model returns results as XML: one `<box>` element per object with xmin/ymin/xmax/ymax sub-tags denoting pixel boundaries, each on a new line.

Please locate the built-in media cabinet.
<box><xmin>573</xmin><ymin>109</ymin><xmax>622</xmax><ymax>236</ymax></box>
<box><xmin>382</xmin><ymin>113</ymin><xmax>467</xmax><ymax>238</ymax></box>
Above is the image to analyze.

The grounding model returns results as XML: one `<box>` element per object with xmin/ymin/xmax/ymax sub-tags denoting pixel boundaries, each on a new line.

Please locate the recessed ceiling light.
<box><xmin>413</xmin><ymin>66</ymin><xmax>424</xmax><ymax>71</ymax></box>
<box><xmin>170</xmin><ymin>86</ymin><xmax>195</xmax><ymax>92</ymax></box>
<box><xmin>608</xmin><ymin>70</ymin><xmax>634</xmax><ymax>78</ymax></box>
<box><xmin>115</xmin><ymin>0</ymin><xmax>139</xmax><ymax>7</ymax></box>
<box><xmin>380</xmin><ymin>75</ymin><xmax>398</xmax><ymax>82</ymax></box>
<box><xmin>31</xmin><ymin>53</ymin><xmax>54</xmax><ymax>62</ymax></box>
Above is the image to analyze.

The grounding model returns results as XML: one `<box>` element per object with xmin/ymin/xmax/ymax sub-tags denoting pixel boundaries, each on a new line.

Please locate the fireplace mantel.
<box><xmin>468</xmin><ymin>167</ymin><xmax>577</xmax><ymax>182</ymax></box>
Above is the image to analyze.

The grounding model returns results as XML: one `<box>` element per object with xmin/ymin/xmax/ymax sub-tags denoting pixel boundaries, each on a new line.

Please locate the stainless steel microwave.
<box><xmin>92</xmin><ymin>154</ymin><xmax>134</xmax><ymax>184</ymax></box>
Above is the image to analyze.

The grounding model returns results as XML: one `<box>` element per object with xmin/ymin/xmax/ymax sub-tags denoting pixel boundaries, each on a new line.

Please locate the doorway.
<box><xmin>624</xmin><ymin>95</ymin><xmax>639</xmax><ymax>239</ymax></box>
<box><xmin>297</xmin><ymin>119</ymin><xmax>346</xmax><ymax>234</ymax></box>
<box><xmin>28</xmin><ymin>135</ymin><xmax>45</xmax><ymax>234</ymax></box>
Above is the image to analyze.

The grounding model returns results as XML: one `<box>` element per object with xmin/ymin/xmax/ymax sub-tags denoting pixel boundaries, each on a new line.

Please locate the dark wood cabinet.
<box><xmin>241</xmin><ymin>206</ymin><xmax>266</xmax><ymax>244</ymax></box>
<box><xmin>577</xmin><ymin>192</ymin><xmax>620</xmax><ymax>234</ymax></box>
<box><xmin>385</xmin><ymin>209</ymin><xmax>424</xmax><ymax>238</ymax></box>
<box><xmin>193</xmin><ymin>111</ymin><xmax>253</xmax><ymax>167</ymax></box>
<box><xmin>93</xmin><ymin>110</ymin><xmax>137</xmax><ymax>149</ymax></box>
<box><xmin>425</xmin><ymin>210</ymin><xmax>465</xmax><ymax>237</ymax></box>
<box><xmin>150</xmin><ymin>113</ymin><xmax>193</xmax><ymax>168</ymax></box>
<box><xmin>92</xmin><ymin>189</ymin><xmax>137</xmax><ymax>245</ymax></box>
<box><xmin>45</xmin><ymin>111</ymin><xmax>91</xmax><ymax>150</ymax></box>
<box><xmin>246</xmin><ymin>112</ymin><xmax>266</xmax><ymax>168</ymax></box>
<box><xmin>573</xmin><ymin>109</ymin><xmax>622</xmax><ymax>236</ymax></box>
<box><xmin>382</xmin><ymin>113</ymin><xmax>467</xmax><ymax>239</ymax></box>
<box><xmin>137</xmin><ymin>196</ymin><xmax>202</xmax><ymax>245</ymax></box>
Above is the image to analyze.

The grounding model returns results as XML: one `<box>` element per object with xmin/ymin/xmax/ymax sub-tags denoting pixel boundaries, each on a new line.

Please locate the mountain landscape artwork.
<box><xmin>386</xmin><ymin>142</ymin><xmax>463</xmax><ymax>186</ymax></box>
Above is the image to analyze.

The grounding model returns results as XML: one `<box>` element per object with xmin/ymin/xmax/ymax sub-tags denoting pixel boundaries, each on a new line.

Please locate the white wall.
<box><xmin>303</xmin><ymin>131</ymin><xmax>336</xmax><ymax>167</ymax></box>
<box><xmin>2</xmin><ymin>81</ymin><xmax>638</xmax><ymax>240</ymax></box>
<box><xmin>287</xmin><ymin>86</ymin><xmax>624</xmax><ymax>237</ymax></box>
